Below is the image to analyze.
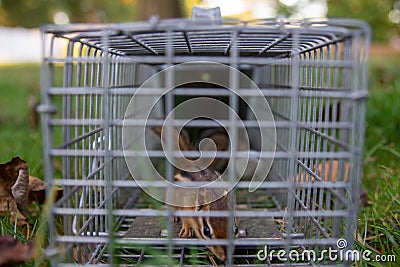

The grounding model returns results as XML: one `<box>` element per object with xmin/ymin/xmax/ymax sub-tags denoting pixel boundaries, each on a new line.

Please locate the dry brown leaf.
<box><xmin>0</xmin><ymin>235</ymin><xmax>35</xmax><ymax>266</ymax></box>
<box><xmin>0</xmin><ymin>157</ymin><xmax>27</xmax><ymax>197</ymax></box>
<box><xmin>0</xmin><ymin>197</ymin><xmax>27</xmax><ymax>225</ymax></box>
<box><xmin>28</xmin><ymin>176</ymin><xmax>63</xmax><ymax>204</ymax></box>
<box><xmin>0</xmin><ymin>157</ymin><xmax>29</xmax><ymax>222</ymax></box>
<box><xmin>11</xmin><ymin>165</ymin><xmax>29</xmax><ymax>217</ymax></box>
<box><xmin>28</xmin><ymin>176</ymin><xmax>47</xmax><ymax>204</ymax></box>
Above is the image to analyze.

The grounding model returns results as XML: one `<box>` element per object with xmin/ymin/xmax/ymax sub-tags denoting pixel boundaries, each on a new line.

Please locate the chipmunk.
<box><xmin>151</xmin><ymin>126</ymin><xmax>239</xmax><ymax>262</ymax></box>
<box><xmin>173</xmin><ymin>169</ymin><xmax>239</xmax><ymax>262</ymax></box>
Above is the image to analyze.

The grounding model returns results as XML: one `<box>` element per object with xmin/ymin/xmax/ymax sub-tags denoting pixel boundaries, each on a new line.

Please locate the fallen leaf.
<box><xmin>11</xmin><ymin>165</ymin><xmax>29</xmax><ymax>217</ymax></box>
<box><xmin>28</xmin><ymin>176</ymin><xmax>47</xmax><ymax>204</ymax></box>
<box><xmin>0</xmin><ymin>235</ymin><xmax>35</xmax><ymax>266</ymax></box>
<box><xmin>0</xmin><ymin>157</ymin><xmax>29</xmax><ymax>224</ymax></box>
<box><xmin>0</xmin><ymin>157</ymin><xmax>27</xmax><ymax>197</ymax></box>
<box><xmin>28</xmin><ymin>176</ymin><xmax>63</xmax><ymax>204</ymax></box>
<box><xmin>0</xmin><ymin>197</ymin><xmax>27</xmax><ymax>225</ymax></box>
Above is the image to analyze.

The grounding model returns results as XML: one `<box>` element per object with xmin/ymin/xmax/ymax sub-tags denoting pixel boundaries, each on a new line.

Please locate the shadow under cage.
<box><xmin>39</xmin><ymin>8</ymin><xmax>370</xmax><ymax>266</ymax></box>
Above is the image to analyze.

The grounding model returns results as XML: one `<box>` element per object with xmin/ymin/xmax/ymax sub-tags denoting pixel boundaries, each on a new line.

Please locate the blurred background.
<box><xmin>1</xmin><ymin>0</ymin><xmax>399</xmax><ymax>175</ymax></box>
<box><xmin>0</xmin><ymin>1</ymin><xmax>398</xmax><ymax>263</ymax></box>
<box><xmin>0</xmin><ymin>0</ymin><xmax>399</xmax><ymax>63</ymax></box>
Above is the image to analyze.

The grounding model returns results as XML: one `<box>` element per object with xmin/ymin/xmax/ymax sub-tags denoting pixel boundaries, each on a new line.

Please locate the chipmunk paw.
<box><xmin>179</xmin><ymin>224</ymin><xmax>193</xmax><ymax>238</ymax></box>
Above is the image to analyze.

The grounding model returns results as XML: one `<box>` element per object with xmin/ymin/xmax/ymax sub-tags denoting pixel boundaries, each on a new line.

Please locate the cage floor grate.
<box><xmin>124</xmin><ymin>216</ymin><xmax>283</xmax><ymax>240</ymax></box>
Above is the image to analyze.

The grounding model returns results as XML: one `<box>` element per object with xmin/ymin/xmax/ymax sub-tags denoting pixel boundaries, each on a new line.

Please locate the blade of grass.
<box><xmin>381</xmin><ymin>146</ymin><xmax>400</xmax><ymax>158</ymax></box>
<box><xmin>14</xmin><ymin>211</ymin><xmax>18</xmax><ymax>239</ymax></box>
<box><xmin>364</xmin><ymin>139</ymin><xmax>386</xmax><ymax>160</ymax></box>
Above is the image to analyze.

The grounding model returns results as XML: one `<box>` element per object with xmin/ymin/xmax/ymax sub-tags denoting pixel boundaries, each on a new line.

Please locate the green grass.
<box><xmin>0</xmin><ymin>64</ymin><xmax>45</xmax><ymax>266</ymax></box>
<box><xmin>365</xmin><ymin>58</ymin><xmax>400</xmax><ymax>171</ymax></box>
<box><xmin>355</xmin><ymin>169</ymin><xmax>400</xmax><ymax>266</ymax></box>
<box><xmin>0</xmin><ymin>64</ymin><xmax>43</xmax><ymax>177</ymax></box>
<box><xmin>0</xmin><ymin>57</ymin><xmax>399</xmax><ymax>265</ymax></box>
<box><xmin>355</xmin><ymin>57</ymin><xmax>400</xmax><ymax>266</ymax></box>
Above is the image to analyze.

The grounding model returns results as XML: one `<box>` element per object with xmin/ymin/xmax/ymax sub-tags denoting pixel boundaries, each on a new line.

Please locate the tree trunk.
<box><xmin>137</xmin><ymin>0</ymin><xmax>181</xmax><ymax>20</ymax></box>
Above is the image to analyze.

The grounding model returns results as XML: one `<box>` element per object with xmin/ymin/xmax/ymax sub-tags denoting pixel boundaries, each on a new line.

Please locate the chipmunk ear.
<box><xmin>151</xmin><ymin>126</ymin><xmax>163</xmax><ymax>137</ymax></box>
<box><xmin>150</xmin><ymin>125</ymin><xmax>192</xmax><ymax>151</ymax></box>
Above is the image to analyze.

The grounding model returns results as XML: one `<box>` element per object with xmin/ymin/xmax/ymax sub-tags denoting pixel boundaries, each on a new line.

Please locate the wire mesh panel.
<box><xmin>39</xmin><ymin>12</ymin><xmax>370</xmax><ymax>266</ymax></box>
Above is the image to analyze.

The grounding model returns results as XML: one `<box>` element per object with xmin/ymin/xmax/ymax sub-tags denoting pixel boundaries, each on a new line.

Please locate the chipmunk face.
<box><xmin>193</xmin><ymin>194</ymin><xmax>239</xmax><ymax>262</ymax></box>
<box><xmin>173</xmin><ymin>170</ymin><xmax>239</xmax><ymax>262</ymax></box>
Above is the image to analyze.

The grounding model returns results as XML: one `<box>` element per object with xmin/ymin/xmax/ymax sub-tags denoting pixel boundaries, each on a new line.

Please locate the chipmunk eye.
<box><xmin>234</xmin><ymin>225</ymin><xmax>238</xmax><ymax>236</ymax></box>
<box><xmin>202</xmin><ymin>219</ymin><xmax>212</xmax><ymax>239</ymax></box>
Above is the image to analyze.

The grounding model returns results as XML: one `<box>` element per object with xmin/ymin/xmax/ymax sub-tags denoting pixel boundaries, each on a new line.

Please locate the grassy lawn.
<box><xmin>357</xmin><ymin>57</ymin><xmax>400</xmax><ymax>266</ymax></box>
<box><xmin>0</xmin><ymin>64</ymin><xmax>43</xmax><ymax>177</ymax></box>
<box><xmin>0</xmin><ymin>57</ymin><xmax>399</xmax><ymax>265</ymax></box>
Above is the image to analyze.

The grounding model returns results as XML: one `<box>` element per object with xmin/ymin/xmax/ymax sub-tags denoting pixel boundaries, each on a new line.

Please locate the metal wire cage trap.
<box><xmin>39</xmin><ymin>7</ymin><xmax>370</xmax><ymax>266</ymax></box>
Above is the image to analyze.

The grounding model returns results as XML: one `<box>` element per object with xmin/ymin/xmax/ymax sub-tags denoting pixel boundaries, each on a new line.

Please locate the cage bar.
<box><xmin>40</xmin><ymin>14</ymin><xmax>370</xmax><ymax>266</ymax></box>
